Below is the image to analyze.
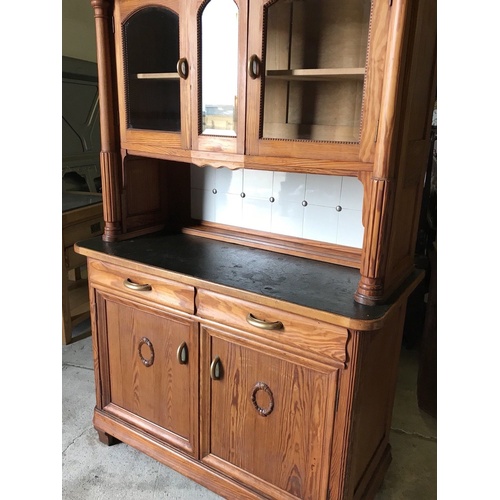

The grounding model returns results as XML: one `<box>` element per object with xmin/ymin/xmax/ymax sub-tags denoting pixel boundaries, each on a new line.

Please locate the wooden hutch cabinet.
<box><xmin>76</xmin><ymin>0</ymin><xmax>436</xmax><ymax>498</ymax></box>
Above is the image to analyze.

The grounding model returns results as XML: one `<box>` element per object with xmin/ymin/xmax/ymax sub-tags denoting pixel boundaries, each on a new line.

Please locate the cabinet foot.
<box><xmin>97</xmin><ymin>430</ymin><xmax>121</xmax><ymax>446</ymax></box>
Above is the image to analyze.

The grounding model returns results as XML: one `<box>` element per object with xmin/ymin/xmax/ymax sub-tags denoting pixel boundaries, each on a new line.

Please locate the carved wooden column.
<box><xmin>355</xmin><ymin>0</ymin><xmax>409</xmax><ymax>305</ymax></box>
<box><xmin>91</xmin><ymin>0</ymin><xmax>123</xmax><ymax>241</ymax></box>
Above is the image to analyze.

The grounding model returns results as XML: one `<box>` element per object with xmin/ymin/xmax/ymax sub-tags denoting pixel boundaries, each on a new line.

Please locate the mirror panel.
<box><xmin>200</xmin><ymin>0</ymin><xmax>239</xmax><ymax>137</ymax></box>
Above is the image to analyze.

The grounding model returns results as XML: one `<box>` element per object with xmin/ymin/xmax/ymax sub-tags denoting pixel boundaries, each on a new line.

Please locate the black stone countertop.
<box><xmin>63</xmin><ymin>191</ymin><xmax>102</xmax><ymax>213</ymax></box>
<box><xmin>76</xmin><ymin>232</ymin><xmax>407</xmax><ymax>324</ymax></box>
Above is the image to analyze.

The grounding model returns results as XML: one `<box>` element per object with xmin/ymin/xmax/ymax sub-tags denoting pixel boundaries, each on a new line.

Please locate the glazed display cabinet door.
<box><xmin>95</xmin><ymin>292</ymin><xmax>199</xmax><ymax>457</ymax></box>
<box><xmin>246</xmin><ymin>0</ymin><xmax>391</xmax><ymax>163</ymax></box>
<box><xmin>114</xmin><ymin>0</ymin><xmax>191</xmax><ymax>153</ymax></box>
<box><xmin>189</xmin><ymin>0</ymin><xmax>249</xmax><ymax>155</ymax></box>
<box><xmin>201</xmin><ymin>325</ymin><xmax>339</xmax><ymax>499</ymax></box>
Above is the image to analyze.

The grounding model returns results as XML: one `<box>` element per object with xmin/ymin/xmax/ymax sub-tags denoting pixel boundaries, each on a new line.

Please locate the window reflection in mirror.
<box><xmin>201</xmin><ymin>0</ymin><xmax>238</xmax><ymax>137</ymax></box>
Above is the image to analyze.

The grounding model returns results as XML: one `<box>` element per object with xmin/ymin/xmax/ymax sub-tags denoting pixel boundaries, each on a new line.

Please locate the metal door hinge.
<box><xmin>111</xmin><ymin>15</ymin><xmax>115</xmax><ymax>33</ymax></box>
<box><xmin>374</xmin><ymin>119</ymin><xmax>379</xmax><ymax>143</ymax></box>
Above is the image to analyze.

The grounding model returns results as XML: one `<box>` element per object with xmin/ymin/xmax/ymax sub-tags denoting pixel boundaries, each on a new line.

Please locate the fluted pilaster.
<box><xmin>91</xmin><ymin>0</ymin><xmax>122</xmax><ymax>241</ymax></box>
<box><xmin>354</xmin><ymin>177</ymin><xmax>393</xmax><ymax>305</ymax></box>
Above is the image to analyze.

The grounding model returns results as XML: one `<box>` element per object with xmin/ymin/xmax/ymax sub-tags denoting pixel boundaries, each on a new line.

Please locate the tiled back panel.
<box><xmin>190</xmin><ymin>165</ymin><xmax>364</xmax><ymax>248</ymax></box>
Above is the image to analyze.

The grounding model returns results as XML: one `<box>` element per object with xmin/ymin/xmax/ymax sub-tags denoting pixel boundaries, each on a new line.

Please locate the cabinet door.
<box><xmin>189</xmin><ymin>0</ymin><xmax>248</xmax><ymax>155</ymax></box>
<box><xmin>95</xmin><ymin>292</ymin><xmax>199</xmax><ymax>457</ymax></box>
<box><xmin>246</xmin><ymin>0</ymin><xmax>391</xmax><ymax>163</ymax></box>
<box><xmin>200</xmin><ymin>325</ymin><xmax>339</xmax><ymax>499</ymax></box>
<box><xmin>114</xmin><ymin>0</ymin><xmax>191</xmax><ymax>154</ymax></box>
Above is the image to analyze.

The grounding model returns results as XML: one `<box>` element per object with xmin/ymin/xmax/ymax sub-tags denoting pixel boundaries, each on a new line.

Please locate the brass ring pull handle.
<box><xmin>248</xmin><ymin>54</ymin><xmax>261</xmax><ymax>79</ymax></box>
<box><xmin>138</xmin><ymin>337</ymin><xmax>155</xmax><ymax>367</ymax></box>
<box><xmin>251</xmin><ymin>382</ymin><xmax>274</xmax><ymax>417</ymax></box>
<box><xmin>246</xmin><ymin>313</ymin><xmax>283</xmax><ymax>331</ymax></box>
<box><xmin>210</xmin><ymin>356</ymin><xmax>222</xmax><ymax>380</ymax></box>
<box><xmin>123</xmin><ymin>278</ymin><xmax>152</xmax><ymax>292</ymax></box>
<box><xmin>177</xmin><ymin>57</ymin><xmax>189</xmax><ymax>79</ymax></box>
<box><xmin>177</xmin><ymin>341</ymin><xmax>188</xmax><ymax>365</ymax></box>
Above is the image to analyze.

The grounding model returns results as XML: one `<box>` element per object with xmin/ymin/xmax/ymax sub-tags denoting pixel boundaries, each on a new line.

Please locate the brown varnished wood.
<box><xmin>328</xmin><ymin>299</ymin><xmax>408</xmax><ymax>498</ymax></box>
<box><xmin>382</xmin><ymin>0</ymin><xmax>437</xmax><ymax>297</ymax></box>
<box><xmin>96</xmin><ymin>292</ymin><xmax>199</xmax><ymax>456</ymax></box>
<box><xmin>78</xmin><ymin>1</ymin><xmax>437</xmax><ymax>498</ymax></box>
<box><xmin>92</xmin><ymin>0</ymin><xmax>436</xmax><ymax>306</ymax></box>
<box><xmin>196</xmin><ymin>288</ymin><xmax>348</xmax><ymax>368</ymax></box>
<box><xmin>91</xmin><ymin>1</ymin><xmax>123</xmax><ymax>241</ymax></box>
<box><xmin>92</xmin><ymin>408</ymin><xmax>265</xmax><ymax>499</ymax></box>
<box><xmin>348</xmin><ymin>302</ymin><xmax>407</xmax><ymax>499</ymax></box>
<box><xmin>120</xmin><ymin>156</ymin><xmax>191</xmax><ymax>236</ymax></box>
<box><xmin>201</xmin><ymin>324</ymin><xmax>338</xmax><ymax>499</ymax></box>
<box><xmin>356</xmin><ymin>0</ymin><xmax>437</xmax><ymax>304</ymax></box>
<box><xmin>183</xmin><ymin>221</ymin><xmax>362</xmax><ymax>268</ymax></box>
<box><xmin>245</xmin><ymin>0</ymin><xmax>389</xmax><ymax>162</ymax></box>
<box><xmin>87</xmin><ymin>258</ymin><xmax>195</xmax><ymax>313</ymax></box>
<box><xmin>81</xmin><ymin>238</ymin><xmax>422</xmax><ymax>499</ymax></box>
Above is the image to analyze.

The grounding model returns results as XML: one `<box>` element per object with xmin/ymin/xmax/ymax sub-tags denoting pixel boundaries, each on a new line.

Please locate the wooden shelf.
<box><xmin>266</xmin><ymin>68</ymin><xmax>365</xmax><ymax>81</ymax></box>
<box><xmin>133</xmin><ymin>72</ymin><xmax>180</xmax><ymax>80</ymax></box>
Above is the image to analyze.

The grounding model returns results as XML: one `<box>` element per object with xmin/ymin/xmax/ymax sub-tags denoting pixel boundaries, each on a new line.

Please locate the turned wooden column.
<box><xmin>91</xmin><ymin>0</ymin><xmax>123</xmax><ymax>241</ymax></box>
<box><xmin>355</xmin><ymin>0</ymin><xmax>409</xmax><ymax>305</ymax></box>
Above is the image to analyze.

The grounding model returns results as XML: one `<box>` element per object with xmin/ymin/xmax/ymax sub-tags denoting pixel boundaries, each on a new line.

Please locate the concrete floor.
<box><xmin>62</xmin><ymin>324</ymin><xmax>436</xmax><ymax>499</ymax></box>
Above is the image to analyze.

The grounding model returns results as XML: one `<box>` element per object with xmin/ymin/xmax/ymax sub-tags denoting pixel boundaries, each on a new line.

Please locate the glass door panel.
<box><xmin>200</xmin><ymin>0</ymin><xmax>239</xmax><ymax>137</ymax></box>
<box><xmin>123</xmin><ymin>7</ymin><xmax>181</xmax><ymax>132</ymax></box>
<box><xmin>262</xmin><ymin>0</ymin><xmax>371</xmax><ymax>143</ymax></box>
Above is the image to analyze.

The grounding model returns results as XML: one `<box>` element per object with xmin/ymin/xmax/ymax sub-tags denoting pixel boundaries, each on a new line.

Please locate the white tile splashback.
<box><xmin>190</xmin><ymin>165</ymin><xmax>364</xmax><ymax>248</ymax></box>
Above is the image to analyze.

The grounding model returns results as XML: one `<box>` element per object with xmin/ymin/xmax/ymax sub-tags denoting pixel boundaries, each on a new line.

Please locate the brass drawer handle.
<box><xmin>177</xmin><ymin>341</ymin><xmax>188</xmax><ymax>365</ymax></box>
<box><xmin>246</xmin><ymin>313</ymin><xmax>283</xmax><ymax>331</ymax></box>
<box><xmin>123</xmin><ymin>278</ymin><xmax>152</xmax><ymax>292</ymax></box>
<box><xmin>210</xmin><ymin>356</ymin><xmax>222</xmax><ymax>380</ymax></box>
<box><xmin>177</xmin><ymin>57</ymin><xmax>188</xmax><ymax>79</ymax></box>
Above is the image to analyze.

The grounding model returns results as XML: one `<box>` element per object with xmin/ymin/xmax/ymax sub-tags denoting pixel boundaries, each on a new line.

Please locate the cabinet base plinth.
<box><xmin>93</xmin><ymin>407</ymin><xmax>393</xmax><ymax>500</ymax></box>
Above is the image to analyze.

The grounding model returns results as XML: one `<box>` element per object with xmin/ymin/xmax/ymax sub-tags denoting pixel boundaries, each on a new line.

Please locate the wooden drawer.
<box><xmin>196</xmin><ymin>289</ymin><xmax>347</xmax><ymax>365</ymax></box>
<box><xmin>87</xmin><ymin>259</ymin><xmax>195</xmax><ymax>314</ymax></box>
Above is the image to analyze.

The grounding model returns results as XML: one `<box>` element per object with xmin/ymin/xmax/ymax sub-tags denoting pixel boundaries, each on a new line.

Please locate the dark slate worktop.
<box><xmin>76</xmin><ymin>232</ymin><xmax>408</xmax><ymax>323</ymax></box>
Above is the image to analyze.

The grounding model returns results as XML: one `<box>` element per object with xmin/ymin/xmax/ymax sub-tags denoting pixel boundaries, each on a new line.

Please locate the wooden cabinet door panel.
<box><xmin>97</xmin><ymin>293</ymin><xmax>199</xmax><ymax>456</ymax></box>
<box><xmin>201</xmin><ymin>325</ymin><xmax>338</xmax><ymax>499</ymax></box>
<box><xmin>114</xmin><ymin>0</ymin><xmax>191</xmax><ymax>154</ymax></box>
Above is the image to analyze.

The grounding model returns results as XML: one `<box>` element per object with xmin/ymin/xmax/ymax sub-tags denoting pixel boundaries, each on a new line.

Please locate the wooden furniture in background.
<box><xmin>62</xmin><ymin>192</ymin><xmax>103</xmax><ymax>345</ymax></box>
<box><xmin>62</xmin><ymin>56</ymin><xmax>102</xmax><ymax>193</ymax></box>
<box><xmin>75</xmin><ymin>0</ymin><xmax>437</xmax><ymax>498</ymax></box>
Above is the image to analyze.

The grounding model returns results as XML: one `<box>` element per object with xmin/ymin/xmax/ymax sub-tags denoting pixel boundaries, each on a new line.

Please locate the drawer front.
<box><xmin>197</xmin><ymin>289</ymin><xmax>347</xmax><ymax>364</ymax></box>
<box><xmin>88</xmin><ymin>259</ymin><xmax>195</xmax><ymax>314</ymax></box>
<box><xmin>63</xmin><ymin>217</ymin><xmax>104</xmax><ymax>247</ymax></box>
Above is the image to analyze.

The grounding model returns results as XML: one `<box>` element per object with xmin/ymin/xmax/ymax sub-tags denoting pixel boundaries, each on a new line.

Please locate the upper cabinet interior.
<box><xmin>112</xmin><ymin>0</ymin><xmax>392</xmax><ymax>168</ymax></box>
<box><xmin>245</xmin><ymin>0</ymin><xmax>389</xmax><ymax>164</ymax></box>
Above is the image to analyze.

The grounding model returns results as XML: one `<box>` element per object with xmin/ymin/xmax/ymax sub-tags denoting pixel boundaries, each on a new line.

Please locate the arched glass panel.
<box><xmin>200</xmin><ymin>0</ymin><xmax>239</xmax><ymax>137</ymax></box>
<box><xmin>124</xmin><ymin>7</ymin><xmax>181</xmax><ymax>131</ymax></box>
